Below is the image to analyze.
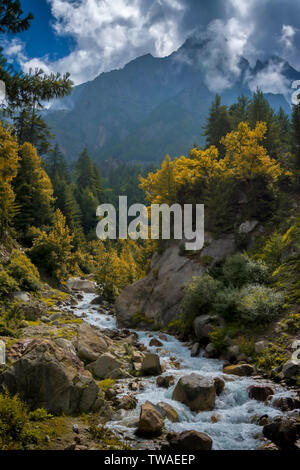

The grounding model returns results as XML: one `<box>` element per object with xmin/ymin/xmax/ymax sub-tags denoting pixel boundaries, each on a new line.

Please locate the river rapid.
<box><xmin>73</xmin><ymin>293</ymin><xmax>295</xmax><ymax>451</ymax></box>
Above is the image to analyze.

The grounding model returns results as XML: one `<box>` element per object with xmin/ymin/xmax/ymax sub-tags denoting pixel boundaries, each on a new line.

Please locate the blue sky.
<box><xmin>11</xmin><ymin>1</ymin><xmax>75</xmax><ymax>61</ymax></box>
<box><xmin>4</xmin><ymin>0</ymin><xmax>300</xmax><ymax>88</ymax></box>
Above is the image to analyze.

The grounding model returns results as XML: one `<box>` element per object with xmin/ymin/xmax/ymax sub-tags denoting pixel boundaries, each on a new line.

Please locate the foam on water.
<box><xmin>73</xmin><ymin>293</ymin><xmax>295</xmax><ymax>450</ymax></box>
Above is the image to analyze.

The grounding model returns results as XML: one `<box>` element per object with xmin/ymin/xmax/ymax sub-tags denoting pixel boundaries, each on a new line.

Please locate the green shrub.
<box><xmin>7</xmin><ymin>250</ymin><xmax>41</xmax><ymax>292</ymax></box>
<box><xmin>0</xmin><ymin>321</ymin><xmax>16</xmax><ymax>337</ymax></box>
<box><xmin>0</xmin><ymin>270</ymin><xmax>19</xmax><ymax>299</ymax></box>
<box><xmin>98</xmin><ymin>379</ymin><xmax>116</xmax><ymax>393</ymax></box>
<box><xmin>213</xmin><ymin>287</ymin><xmax>239</xmax><ymax>319</ymax></box>
<box><xmin>209</xmin><ymin>327</ymin><xmax>227</xmax><ymax>354</ymax></box>
<box><xmin>5</xmin><ymin>302</ymin><xmax>25</xmax><ymax>328</ymax></box>
<box><xmin>29</xmin><ymin>408</ymin><xmax>53</xmax><ymax>422</ymax></box>
<box><xmin>255</xmin><ymin>344</ymin><xmax>288</xmax><ymax>374</ymax></box>
<box><xmin>181</xmin><ymin>275</ymin><xmax>222</xmax><ymax>330</ymax></box>
<box><xmin>0</xmin><ymin>393</ymin><xmax>39</xmax><ymax>450</ymax></box>
<box><xmin>223</xmin><ymin>253</ymin><xmax>269</xmax><ymax>288</ymax></box>
<box><xmin>236</xmin><ymin>284</ymin><xmax>284</xmax><ymax>324</ymax></box>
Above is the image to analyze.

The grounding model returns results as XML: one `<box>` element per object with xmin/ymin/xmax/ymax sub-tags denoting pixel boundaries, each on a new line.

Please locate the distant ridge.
<box><xmin>44</xmin><ymin>36</ymin><xmax>300</xmax><ymax>163</ymax></box>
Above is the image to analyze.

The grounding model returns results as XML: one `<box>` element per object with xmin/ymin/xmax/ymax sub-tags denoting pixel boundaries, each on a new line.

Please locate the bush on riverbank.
<box><xmin>0</xmin><ymin>393</ymin><xmax>41</xmax><ymax>450</ymax></box>
<box><xmin>180</xmin><ymin>253</ymin><xmax>283</xmax><ymax>333</ymax></box>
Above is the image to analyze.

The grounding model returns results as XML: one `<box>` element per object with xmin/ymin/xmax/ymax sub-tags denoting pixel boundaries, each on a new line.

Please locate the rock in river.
<box><xmin>172</xmin><ymin>373</ymin><xmax>216</xmax><ymax>412</ymax></box>
<box><xmin>87</xmin><ymin>352</ymin><xmax>123</xmax><ymax>379</ymax></box>
<box><xmin>248</xmin><ymin>385</ymin><xmax>274</xmax><ymax>402</ymax></box>
<box><xmin>167</xmin><ymin>430</ymin><xmax>213</xmax><ymax>451</ymax></box>
<box><xmin>141</xmin><ymin>354</ymin><xmax>162</xmax><ymax>376</ymax></box>
<box><xmin>137</xmin><ymin>401</ymin><xmax>165</xmax><ymax>436</ymax></box>
<box><xmin>223</xmin><ymin>364</ymin><xmax>255</xmax><ymax>377</ymax></box>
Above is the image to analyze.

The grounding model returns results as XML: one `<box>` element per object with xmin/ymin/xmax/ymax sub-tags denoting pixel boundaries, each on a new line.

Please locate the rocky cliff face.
<box><xmin>116</xmin><ymin>235</ymin><xmax>236</xmax><ymax>328</ymax></box>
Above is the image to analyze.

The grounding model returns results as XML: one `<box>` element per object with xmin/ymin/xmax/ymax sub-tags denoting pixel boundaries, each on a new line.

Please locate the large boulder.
<box><xmin>263</xmin><ymin>416</ymin><xmax>300</xmax><ymax>449</ymax></box>
<box><xmin>21</xmin><ymin>300</ymin><xmax>47</xmax><ymax>321</ymax></box>
<box><xmin>67</xmin><ymin>278</ymin><xmax>97</xmax><ymax>293</ymax></box>
<box><xmin>141</xmin><ymin>354</ymin><xmax>162</xmax><ymax>376</ymax></box>
<box><xmin>172</xmin><ymin>374</ymin><xmax>216</xmax><ymax>412</ymax></box>
<box><xmin>137</xmin><ymin>401</ymin><xmax>165</xmax><ymax>436</ymax></box>
<box><xmin>194</xmin><ymin>315</ymin><xmax>225</xmax><ymax>341</ymax></box>
<box><xmin>156</xmin><ymin>402</ymin><xmax>178</xmax><ymax>423</ymax></box>
<box><xmin>76</xmin><ymin>323</ymin><xmax>110</xmax><ymax>363</ymax></box>
<box><xmin>223</xmin><ymin>364</ymin><xmax>255</xmax><ymax>377</ymax></box>
<box><xmin>87</xmin><ymin>353</ymin><xmax>123</xmax><ymax>379</ymax></box>
<box><xmin>116</xmin><ymin>236</ymin><xmax>236</xmax><ymax>328</ymax></box>
<box><xmin>248</xmin><ymin>385</ymin><xmax>274</xmax><ymax>402</ymax></box>
<box><xmin>54</xmin><ymin>338</ymin><xmax>77</xmax><ymax>357</ymax></box>
<box><xmin>282</xmin><ymin>360</ymin><xmax>300</xmax><ymax>380</ymax></box>
<box><xmin>0</xmin><ymin>339</ymin><xmax>99</xmax><ymax>414</ymax></box>
<box><xmin>167</xmin><ymin>430</ymin><xmax>213</xmax><ymax>451</ymax></box>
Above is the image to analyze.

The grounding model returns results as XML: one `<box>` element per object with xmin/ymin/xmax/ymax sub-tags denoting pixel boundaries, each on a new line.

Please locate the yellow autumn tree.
<box><xmin>221</xmin><ymin>122</ymin><xmax>282</xmax><ymax>183</ymax></box>
<box><xmin>139</xmin><ymin>154</ymin><xmax>177</xmax><ymax>205</ymax></box>
<box><xmin>29</xmin><ymin>209</ymin><xmax>76</xmax><ymax>281</ymax></box>
<box><xmin>0</xmin><ymin>123</ymin><xmax>19</xmax><ymax>240</ymax></box>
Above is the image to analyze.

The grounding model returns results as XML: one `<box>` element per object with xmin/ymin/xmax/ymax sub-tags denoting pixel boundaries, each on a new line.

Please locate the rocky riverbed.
<box><xmin>71</xmin><ymin>293</ymin><xmax>300</xmax><ymax>451</ymax></box>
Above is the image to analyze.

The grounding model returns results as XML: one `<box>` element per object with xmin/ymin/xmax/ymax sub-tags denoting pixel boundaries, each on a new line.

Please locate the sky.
<box><xmin>3</xmin><ymin>0</ymin><xmax>300</xmax><ymax>86</ymax></box>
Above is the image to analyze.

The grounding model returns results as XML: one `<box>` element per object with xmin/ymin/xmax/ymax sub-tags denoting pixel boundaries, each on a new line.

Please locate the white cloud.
<box><xmin>13</xmin><ymin>0</ymin><xmax>187</xmax><ymax>85</ymax></box>
<box><xmin>280</xmin><ymin>24</ymin><xmax>297</xmax><ymax>50</ymax></box>
<box><xmin>246</xmin><ymin>60</ymin><xmax>290</xmax><ymax>96</ymax></box>
<box><xmin>175</xmin><ymin>17</ymin><xmax>255</xmax><ymax>93</ymax></box>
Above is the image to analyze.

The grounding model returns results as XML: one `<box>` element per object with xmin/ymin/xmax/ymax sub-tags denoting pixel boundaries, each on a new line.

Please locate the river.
<box><xmin>72</xmin><ymin>293</ymin><xmax>295</xmax><ymax>450</ymax></box>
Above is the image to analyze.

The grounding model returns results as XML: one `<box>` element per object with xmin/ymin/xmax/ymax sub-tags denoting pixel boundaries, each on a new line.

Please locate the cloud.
<box><xmin>246</xmin><ymin>59</ymin><xmax>291</xmax><ymax>96</ymax></box>
<box><xmin>6</xmin><ymin>0</ymin><xmax>300</xmax><ymax>92</ymax></box>
<box><xmin>15</xmin><ymin>0</ymin><xmax>187</xmax><ymax>85</ymax></box>
<box><xmin>280</xmin><ymin>24</ymin><xmax>297</xmax><ymax>50</ymax></box>
<box><xmin>174</xmin><ymin>15</ymin><xmax>255</xmax><ymax>93</ymax></box>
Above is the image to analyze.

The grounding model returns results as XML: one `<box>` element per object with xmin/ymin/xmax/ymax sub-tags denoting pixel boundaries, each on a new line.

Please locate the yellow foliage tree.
<box><xmin>221</xmin><ymin>122</ymin><xmax>282</xmax><ymax>183</ymax></box>
<box><xmin>30</xmin><ymin>209</ymin><xmax>76</xmax><ymax>281</ymax></box>
<box><xmin>0</xmin><ymin>123</ymin><xmax>19</xmax><ymax>239</ymax></box>
<box><xmin>139</xmin><ymin>154</ymin><xmax>177</xmax><ymax>205</ymax></box>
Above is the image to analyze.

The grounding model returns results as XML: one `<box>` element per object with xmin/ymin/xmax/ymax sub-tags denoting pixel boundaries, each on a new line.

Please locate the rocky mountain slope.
<box><xmin>44</xmin><ymin>38</ymin><xmax>299</xmax><ymax>164</ymax></box>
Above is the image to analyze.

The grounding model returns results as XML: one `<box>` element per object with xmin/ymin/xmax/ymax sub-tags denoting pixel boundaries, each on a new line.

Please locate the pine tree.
<box><xmin>229</xmin><ymin>95</ymin><xmax>249</xmax><ymax>129</ymax></box>
<box><xmin>247</xmin><ymin>90</ymin><xmax>280</xmax><ymax>158</ymax></box>
<box><xmin>75</xmin><ymin>148</ymin><xmax>103</xmax><ymax>236</ymax></box>
<box><xmin>0</xmin><ymin>0</ymin><xmax>33</xmax><ymax>33</ymax></box>
<box><xmin>275</xmin><ymin>107</ymin><xmax>291</xmax><ymax>158</ymax></box>
<box><xmin>203</xmin><ymin>94</ymin><xmax>232</xmax><ymax>157</ymax></box>
<box><xmin>13</xmin><ymin>108</ymin><xmax>53</xmax><ymax>155</ymax></box>
<box><xmin>13</xmin><ymin>142</ymin><xmax>54</xmax><ymax>238</ymax></box>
